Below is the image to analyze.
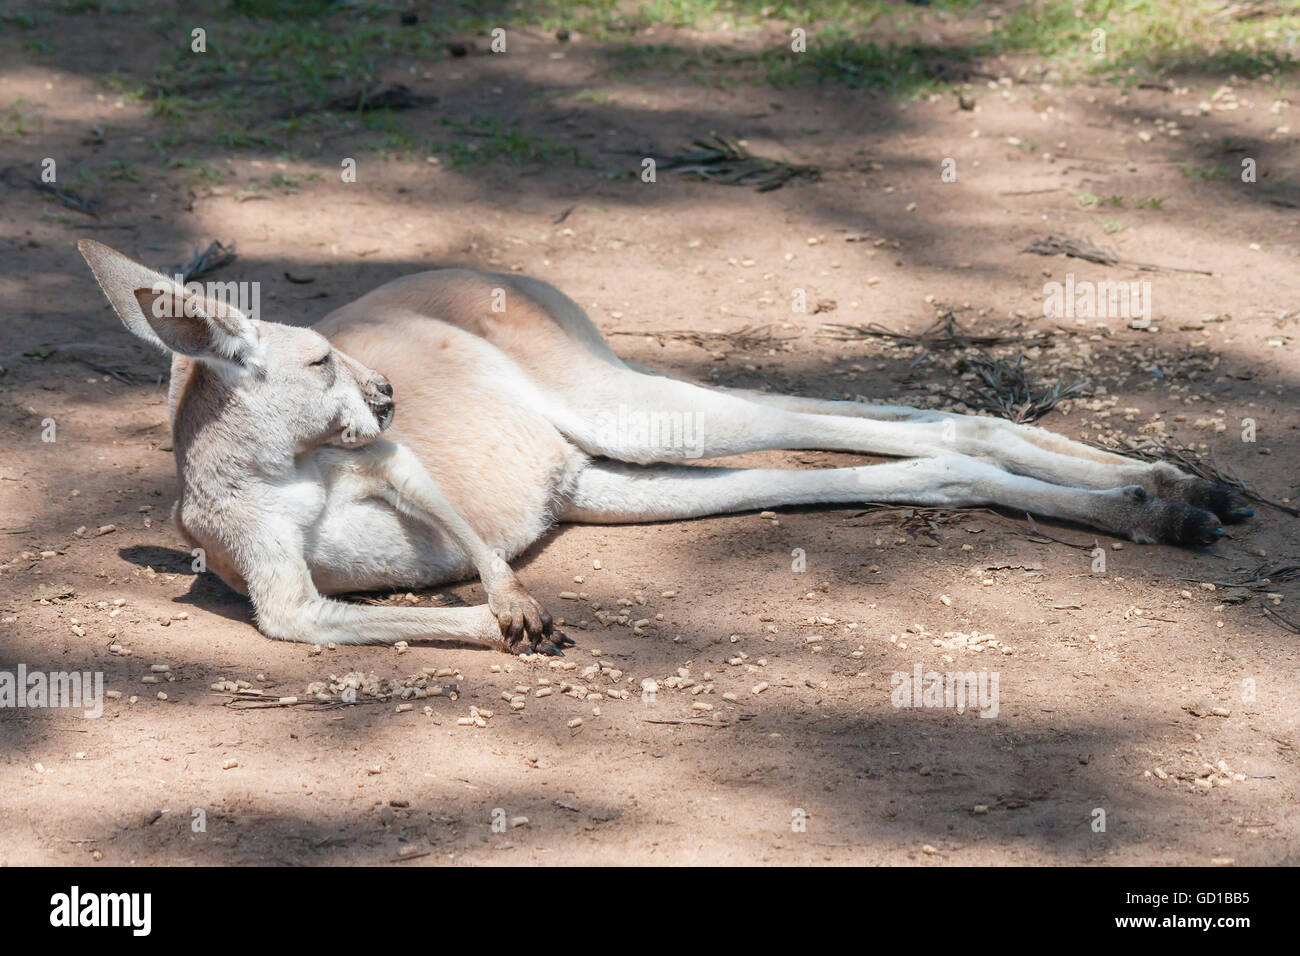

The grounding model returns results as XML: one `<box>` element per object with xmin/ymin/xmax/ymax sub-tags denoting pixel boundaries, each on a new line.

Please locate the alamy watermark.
<box><xmin>891</xmin><ymin>664</ymin><xmax>999</xmax><ymax>718</ymax></box>
<box><xmin>1</xmin><ymin>665</ymin><xmax>103</xmax><ymax>718</ymax></box>
<box><xmin>1043</xmin><ymin>273</ymin><xmax>1152</xmax><ymax>328</ymax></box>
<box><xmin>149</xmin><ymin>277</ymin><xmax>261</xmax><ymax>320</ymax></box>
<box><xmin>588</xmin><ymin>404</ymin><xmax>706</xmax><ymax>459</ymax></box>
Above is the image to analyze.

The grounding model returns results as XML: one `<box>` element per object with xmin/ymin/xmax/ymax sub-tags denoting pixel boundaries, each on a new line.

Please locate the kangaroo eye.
<box><xmin>309</xmin><ymin>352</ymin><xmax>331</xmax><ymax>367</ymax></box>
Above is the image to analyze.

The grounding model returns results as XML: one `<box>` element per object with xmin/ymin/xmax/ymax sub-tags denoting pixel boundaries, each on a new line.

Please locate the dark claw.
<box><xmin>1182</xmin><ymin>479</ymin><xmax>1254</xmax><ymax>524</ymax></box>
<box><xmin>531</xmin><ymin>632</ymin><xmax>575</xmax><ymax>656</ymax></box>
<box><xmin>1212</xmin><ymin>527</ymin><xmax>1228</xmax><ymax>538</ymax></box>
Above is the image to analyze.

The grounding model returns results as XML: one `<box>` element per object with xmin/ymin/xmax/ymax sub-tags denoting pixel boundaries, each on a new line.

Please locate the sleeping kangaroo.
<box><xmin>77</xmin><ymin>239</ymin><xmax>1251</xmax><ymax>655</ymax></box>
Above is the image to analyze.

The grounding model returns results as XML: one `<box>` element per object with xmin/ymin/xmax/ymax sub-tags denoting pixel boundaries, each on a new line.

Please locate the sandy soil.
<box><xmin>1</xmin><ymin>7</ymin><xmax>1298</xmax><ymax>865</ymax></box>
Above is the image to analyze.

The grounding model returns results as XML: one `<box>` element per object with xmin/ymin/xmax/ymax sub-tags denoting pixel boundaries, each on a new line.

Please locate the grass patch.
<box><xmin>428</xmin><ymin>116</ymin><xmax>586</xmax><ymax>168</ymax></box>
<box><xmin>1181</xmin><ymin>161</ymin><xmax>1232</xmax><ymax>180</ymax></box>
<box><xmin>269</xmin><ymin>170</ymin><xmax>322</xmax><ymax>192</ymax></box>
<box><xmin>765</xmin><ymin>32</ymin><xmax>982</xmax><ymax>94</ymax></box>
<box><xmin>105</xmin><ymin>158</ymin><xmax>141</xmax><ymax>181</ymax></box>
<box><xmin>0</xmin><ymin>98</ymin><xmax>42</xmax><ymax>136</ymax></box>
<box><xmin>32</xmin><ymin>0</ymin><xmax>1299</xmax><ymax>163</ymax></box>
<box><xmin>1077</xmin><ymin>192</ymin><xmax>1165</xmax><ymax>208</ymax></box>
<box><xmin>166</xmin><ymin>157</ymin><xmax>224</xmax><ymax>186</ymax></box>
<box><xmin>993</xmin><ymin>0</ymin><xmax>1299</xmax><ymax>81</ymax></box>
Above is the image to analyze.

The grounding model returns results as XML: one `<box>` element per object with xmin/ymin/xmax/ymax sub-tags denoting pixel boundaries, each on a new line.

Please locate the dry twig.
<box><xmin>1023</xmin><ymin>232</ymin><xmax>1213</xmax><ymax>275</ymax></box>
<box><xmin>656</xmin><ymin>134</ymin><xmax>820</xmax><ymax>191</ymax></box>
<box><xmin>609</xmin><ymin>323</ymin><xmax>799</xmax><ymax>351</ymax></box>
<box><xmin>168</xmin><ymin>240</ymin><xmax>237</xmax><ymax>282</ymax></box>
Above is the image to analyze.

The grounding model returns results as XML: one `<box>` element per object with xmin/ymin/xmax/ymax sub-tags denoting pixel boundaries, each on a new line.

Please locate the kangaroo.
<box><xmin>77</xmin><ymin>239</ymin><xmax>1251</xmax><ymax>655</ymax></box>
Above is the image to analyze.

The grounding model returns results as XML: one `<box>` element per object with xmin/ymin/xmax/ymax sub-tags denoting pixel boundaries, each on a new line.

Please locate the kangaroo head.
<box><xmin>77</xmin><ymin>240</ymin><xmax>394</xmax><ymax>459</ymax></box>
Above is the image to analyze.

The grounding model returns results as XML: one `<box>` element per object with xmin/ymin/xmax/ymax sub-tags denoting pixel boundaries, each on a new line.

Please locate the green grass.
<box><xmin>0</xmin><ymin>98</ymin><xmax>42</xmax><ymax>136</ymax></box>
<box><xmin>428</xmin><ymin>116</ymin><xmax>587</xmax><ymax>168</ymax></box>
<box><xmin>269</xmin><ymin>170</ymin><xmax>322</xmax><ymax>191</ymax></box>
<box><xmin>34</xmin><ymin>0</ymin><xmax>1296</xmax><ymax>162</ymax></box>
<box><xmin>105</xmin><ymin>158</ymin><xmax>141</xmax><ymax>181</ymax></box>
<box><xmin>765</xmin><ymin>32</ymin><xmax>981</xmax><ymax>94</ymax></box>
<box><xmin>1181</xmin><ymin>161</ymin><xmax>1231</xmax><ymax>181</ymax></box>
<box><xmin>166</xmin><ymin>157</ymin><xmax>224</xmax><ymax>186</ymax></box>
<box><xmin>994</xmin><ymin>0</ymin><xmax>1299</xmax><ymax>81</ymax></box>
<box><xmin>1077</xmin><ymin>192</ymin><xmax>1162</xmax><ymax>208</ymax></box>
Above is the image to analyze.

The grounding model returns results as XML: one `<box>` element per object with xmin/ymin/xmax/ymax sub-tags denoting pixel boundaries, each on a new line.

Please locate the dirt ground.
<box><xmin>1</xmin><ymin>2</ymin><xmax>1298</xmax><ymax>866</ymax></box>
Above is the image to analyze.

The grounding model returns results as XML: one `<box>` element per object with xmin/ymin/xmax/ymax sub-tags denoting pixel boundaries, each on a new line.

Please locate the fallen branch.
<box><xmin>819</xmin><ymin>310</ymin><xmax>1051</xmax><ymax>350</ymax></box>
<box><xmin>954</xmin><ymin>352</ymin><xmax>1086</xmax><ymax>423</ymax></box>
<box><xmin>1262</xmin><ymin>605</ymin><xmax>1300</xmax><ymax>634</ymax></box>
<box><xmin>28</xmin><ymin>176</ymin><xmax>100</xmax><ymax>216</ymax></box>
<box><xmin>168</xmin><ymin>240</ymin><xmax>237</xmax><ymax>283</ymax></box>
<box><xmin>655</xmin><ymin>134</ymin><xmax>820</xmax><ymax>192</ymax></box>
<box><xmin>609</xmin><ymin>323</ymin><xmax>799</xmax><ymax>351</ymax></box>
<box><xmin>216</xmin><ymin>684</ymin><xmax>458</xmax><ymax>711</ymax></box>
<box><xmin>1023</xmin><ymin>232</ymin><xmax>1213</xmax><ymax>275</ymax></box>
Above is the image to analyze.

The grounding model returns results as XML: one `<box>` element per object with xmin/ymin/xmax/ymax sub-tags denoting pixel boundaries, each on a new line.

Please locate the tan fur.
<box><xmin>76</xmin><ymin>241</ymin><xmax>1244</xmax><ymax>654</ymax></box>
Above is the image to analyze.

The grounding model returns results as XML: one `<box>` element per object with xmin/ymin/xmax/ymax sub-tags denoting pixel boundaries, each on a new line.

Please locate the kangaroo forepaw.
<box><xmin>490</xmin><ymin>587</ymin><xmax>575</xmax><ymax>655</ymax></box>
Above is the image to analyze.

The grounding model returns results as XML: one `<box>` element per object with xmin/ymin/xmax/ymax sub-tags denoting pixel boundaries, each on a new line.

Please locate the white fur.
<box><xmin>76</xmin><ymin>241</ymin><xmax>1231</xmax><ymax>652</ymax></box>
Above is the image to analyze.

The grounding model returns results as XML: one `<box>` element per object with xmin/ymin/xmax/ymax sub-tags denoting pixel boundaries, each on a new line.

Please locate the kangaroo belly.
<box><xmin>304</xmin><ymin>496</ymin><xmax>473</xmax><ymax>594</ymax></box>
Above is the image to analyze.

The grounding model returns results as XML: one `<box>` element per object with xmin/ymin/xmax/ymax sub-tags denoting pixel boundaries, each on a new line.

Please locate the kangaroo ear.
<box><xmin>132</xmin><ymin>284</ymin><xmax>264</xmax><ymax>376</ymax></box>
<box><xmin>77</xmin><ymin>239</ymin><xmax>171</xmax><ymax>351</ymax></box>
<box><xmin>77</xmin><ymin>239</ymin><xmax>263</xmax><ymax>376</ymax></box>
